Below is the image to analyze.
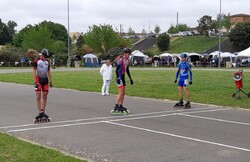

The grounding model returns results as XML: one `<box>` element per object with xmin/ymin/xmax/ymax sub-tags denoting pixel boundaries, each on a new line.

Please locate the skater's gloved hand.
<box><xmin>50</xmin><ymin>82</ymin><xmax>53</xmax><ymax>87</ymax></box>
<box><xmin>34</xmin><ymin>82</ymin><xmax>38</xmax><ymax>89</ymax></box>
<box><xmin>130</xmin><ymin>78</ymin><xmax>133</xmax><ymax>85</ymax></box>
<box><xmin>174</xmin><ymin>79</ymin><xmax>177</xmax><ymax>83</ymax></box>
<box><xmin>189</xmin><ymin>81</ymin><xmax>192</xmax><ymax>85</ymax></box>
<box><xmin>116</xmin><ymin>78</ymin><xmax>121</xmax><ymax>85</ymax></box>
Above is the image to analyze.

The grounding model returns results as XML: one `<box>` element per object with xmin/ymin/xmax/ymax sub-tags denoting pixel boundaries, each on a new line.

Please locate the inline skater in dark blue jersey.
<box><xmin>174</xmin><ymin>53</ymin><xmax>192</xmax><ymax>108</ymax></box>
<box><xmin>111</xmin><ymin>48</ymin><xmax>133</xmax><ymax>115</ymax></box>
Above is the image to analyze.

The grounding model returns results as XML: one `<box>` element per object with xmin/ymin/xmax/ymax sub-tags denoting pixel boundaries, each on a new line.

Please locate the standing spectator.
<box><xmin>100</xmin><ymin>60</ymin><xmax>112</xmax><ymax>95</ymax></box>
<box><xmin>52</xmin><ymin>55</ymin><xmax>56</xmax><ymax>69</ymax></box>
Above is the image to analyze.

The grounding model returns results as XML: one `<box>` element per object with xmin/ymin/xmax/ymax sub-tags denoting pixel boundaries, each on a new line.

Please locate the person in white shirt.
<box><xmin>100</xmin><ymin>60</ymin><xmax>112</xmax><ymax>95</ymax></box>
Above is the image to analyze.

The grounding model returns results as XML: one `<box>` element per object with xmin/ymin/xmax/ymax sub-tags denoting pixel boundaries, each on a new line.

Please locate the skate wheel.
<box><xmin>117</xmin><ymin>111</ymin><xmax>123</xmax><ymax>115</ymax></box>
<box><xmin>111</xmin><ymin>110</ymin><xmax>119</xmax><ymax>115</ymax></box>
<box><xmin>123</xmin><ymin>110</ymin><xmax>129</xmax><ymax>115</ymax></box>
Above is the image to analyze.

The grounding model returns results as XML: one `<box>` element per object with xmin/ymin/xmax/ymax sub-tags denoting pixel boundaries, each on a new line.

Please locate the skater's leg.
<box><xmin>119</xmin><ymin>87</ymin><xmax>126</xmax><ymax>105</ymax></box>
<box><xmin>183</xmin><ymin>87</ymin><xmax>190</xmax><ymax>102</ymax></box>
<box><xmin>35</xmin><ymin>91</ymin><xmax>42</xmax><ymax>113</ymax></box>
<box><xmin>178</xmin><ymin>86</ymin><xmax>184</xmax><ymax>101</ymax></box>
<box><xmin>116</xmin><ymin>87</ymin><xmax>124</xmax><ymax>104</ymax></box>
<box><xmin>41</xmin><ymin>92</ymin><xmax>48</xmax><ymax>112</ymax></box>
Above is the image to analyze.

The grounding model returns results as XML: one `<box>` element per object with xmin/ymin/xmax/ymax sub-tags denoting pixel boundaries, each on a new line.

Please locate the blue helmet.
<box><xmin>180</xmin><ymin>53</ymin><xmax>187</xmax><ymax>58</ymax></box>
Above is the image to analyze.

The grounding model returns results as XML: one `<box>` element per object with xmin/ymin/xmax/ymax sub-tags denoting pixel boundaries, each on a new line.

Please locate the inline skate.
<box><xmin>111</xmin><ymin>104</ymin><xmax>129</xmax><ymax>115</ymax></box>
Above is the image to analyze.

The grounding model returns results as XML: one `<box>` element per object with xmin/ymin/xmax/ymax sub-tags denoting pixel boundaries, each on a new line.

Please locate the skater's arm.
<box><xmin>126</xmin><ymin>66</ymin><xmax>133</xmax><ymax>85</ymax></box>
<box><xmin>189</xmin><ymin>69</ymin><xmax>192</xmax><ymax>81</ymax></box>
<box><xmin>48</xmin><ymin>71</ymin><xmax>52</xmax><ymax>83</ymax></box>
<box><xmin>188</xmin><ymin>64</ymin><xmax>192</xmax><ymax>81</ymax></box>
<box><xmin>33</xmin><ymin>69</ymin><xmax>37</xmax><ymax>83</ymax></box>
<box><xmin>175</xmin><ymin>69</ymin><xmax>180</xmax><ymax>80</ymax></box>
<box><xmin>115</xmin><ymin>65</ymin><xmax>119</xmax><ymax>78</ymax></box>
<box><xmin>126</xmin><ymin>66</ymin><xmax>132</xmax><ymax>79</ymax></box>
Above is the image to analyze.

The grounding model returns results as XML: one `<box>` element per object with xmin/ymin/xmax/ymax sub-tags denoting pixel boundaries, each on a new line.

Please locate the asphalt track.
<box><xmin>1</xmin><ymin>79</ymin><xmax>250</xmax><ymax>162</ymax></box>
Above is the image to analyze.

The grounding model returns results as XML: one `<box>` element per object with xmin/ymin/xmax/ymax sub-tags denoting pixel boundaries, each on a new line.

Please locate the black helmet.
<box><xmin>41</xmin><ymin>48</ymin><xmax>50</xmax><ymax>58</ymax></box>
<box><xmin>123</xmin><ymin>48</ymin><xmax>131</xmax><ymax>54</ymax></box>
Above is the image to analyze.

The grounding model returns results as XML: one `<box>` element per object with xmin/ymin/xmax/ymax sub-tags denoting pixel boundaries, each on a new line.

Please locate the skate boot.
<box><xmin>119</xmin><ymin>105</ymin><xmax>129</xmax><ymax>115</ymax></box>
<box><xmin>33</xmin><ymin>112</ymin><xmax>43</xmax><ymax>123</ymax></box>
<box><xmin>111</xmin><ymin>104</ymin><xmax>129</xmax><ymax>115</ymax></box>
<box><xmin>173</xmin><ymin>100</ymin><xmax>184</xmax><ymax>108</ymax></box>
<box><xmin>40</xmin><ymin>111</ymin><xmax>51</xmax><ymax>122</ymax></box>
<box><xmin>111</xmin><ymin>104</ymin><xmax>119</xmax><ymax>115</ymax></box>
<box><xmin>184</xmin><ymin>101</ymin><xmax>191</xmax><ymax>109</ymax></box>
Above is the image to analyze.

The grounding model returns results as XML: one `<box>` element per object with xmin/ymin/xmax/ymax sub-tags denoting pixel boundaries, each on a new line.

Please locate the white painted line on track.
<box><xmin>105</xmin><ymin>121</ymin><xmax>250</xmax><ymax>153</ymax></box>
<box><xmin>6</xmin><ymin>108</ymin><xmax>227</xmax><ymax>133</ymax></box>
<box><xmin>179</xmin><ymin>114</ymin><xmax>250</xmax><ymax>126</ymax></box>
<box><xmin>107</xmin><ymin>108</ymin><xmax>228</xmax><ymax>122</ymax></box>
<box><xmin>7</xmin><ymin>121</ymin><xmax>104</xmax><ymax>133</ymax></box>
<box><xmin>1</xmin><ymin>107</ymin><xmax>212</xmax><ymax>130</ymax></box>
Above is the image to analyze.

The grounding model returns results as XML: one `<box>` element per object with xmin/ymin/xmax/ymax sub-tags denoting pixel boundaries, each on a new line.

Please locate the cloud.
<box><xmin>1</xmin><ymin>0</ymin><xmax>250</xmax><ymax>33</ymax></box>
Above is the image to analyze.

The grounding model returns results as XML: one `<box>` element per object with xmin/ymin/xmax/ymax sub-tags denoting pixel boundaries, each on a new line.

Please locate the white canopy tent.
<box><xmin>237</xmin><ymin>47</ymin><xmax>250</xmax><ymax>57</ymax></box>
<box><xmin>159</xmin><ymin>53</ymin><xmax>173</xmax><ymax>57</ymax></box>
<box><xmin>130</xmin><ymin>50</ymin><xmax>147</xmax><ymax>65</ymax></box>
<box><xmin>159</xmin><ymin>53</ymin><xmax>174</xmax><ymax>66</ymax></box>
<box><xmin>235</xmin><ymin>47</ymin><xmax>250</xmax><ymax>67</ymax></box>
<box><xmin>220</xmin><ymin>52</ymin><xmax>236</xmax><ymax>63</ymax></box>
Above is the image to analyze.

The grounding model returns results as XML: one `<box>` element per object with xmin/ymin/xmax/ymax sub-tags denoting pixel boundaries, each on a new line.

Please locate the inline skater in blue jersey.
<box><xmin>174</xmin><ymin>53</ymin><xmax>192</xmax><ymax>108</ymax></box>
<box><xmin>111</xmin><ymin>48</ymin><xmax>133</xmax><ymax>115</ymax></box>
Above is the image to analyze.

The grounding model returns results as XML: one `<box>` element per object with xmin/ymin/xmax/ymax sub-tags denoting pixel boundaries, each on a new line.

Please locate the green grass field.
<box><xmin>0</xmin><ymin>132</ymin><xmax>85</xmax><ymax>162</ymax></box>
<box><xmin>145</xmin><ymin>36</ymin><xmax>226</xmax><ymax>56</ymax></box>
<box><xmin>0</xmin><ymin>68</ymin><xmax>249</xmax><ymax>108</ymax></box>
<box><xmin>167</xmin><ymin>36</ymin><xmax>227</xmax><ymax>54</ymax></box>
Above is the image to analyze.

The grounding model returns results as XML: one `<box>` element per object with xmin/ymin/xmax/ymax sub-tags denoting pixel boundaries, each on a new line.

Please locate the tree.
<box><xmin>12</xmin><ymin>25</ymin><xmax>34</xmax><ymax>47</ymax></box>
<box><xmin>39</xmin><ymin>21</ymin><xmax>68</xmax><ymax>45</ymax></box>
<box><xmin>167</xmin><ymin>24</ymin><xmax>178</xmax><ymax>34</ymax></box>
<box><xmin>216</xmin><ymin>13</ymin><xmax>231</xmax><ymax>33</ymax></box>
<box><xmin>229</xmin><ymin>21</ymin><xmax>250</xmax><ymax>51</ymax></box>
<box><xmin>84</xmin><ymin>24</ymin><xmax>131</xmax><ymax>54</ymax></box>
<box><xmin>167</xmin><ymin>24</ymin><xmax>188</xmax><ymax>34</ymax></box>
<box><xmin>154</xmin><ymin>25</ymin><xmax>161</xmax><ymax>34</ymax></box>
<box><xmin>197</xmin><ymin>15</ymin><xmax>216</xmax><ymax>36</ymax></box>
<box><xmin>7</xmin><ymin>20</ymin><xmax>17</xmax><ymax>38</ymax></box>
<box><xmin>127</xmin><ymin>26</ymin><xmax>135</xmax><ymax>36</ymax></box>
<box><xmin>22</xmin><ymin>26</ymin><xmax>55</xmax><ymax>51</ymax></box>
<box><xmin>176</xmin><ymin>24</ymin><xmax>188</xmax><ymax>32</ymax></box>
<box><xmin>0</xmin><ymin>19</ymin><xmax>12</xmax><ymax>45</ymax></box>
<box><xmin>157</xmin><ymin>32</ymin><xmax>170</xmax><ymax>52</ymax></box>
<box><xmin>75</xmin><ymin>35</ymin><xmax>85</xmax><ymax>54</ymax></box>
<box><xmin>141</xmin><ymin>28</ymin><xmax>147</xmax><ymax>34</ymax></box>
<box><xmin>0</xmin><ymin>47</ymin><xmax>25</xmax><ymax>64</ymax></box>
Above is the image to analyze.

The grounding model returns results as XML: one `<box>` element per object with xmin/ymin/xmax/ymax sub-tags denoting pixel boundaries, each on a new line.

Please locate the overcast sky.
<box><xmin>1</xmin><ymin>0</ymin><xmax>250</xmax><ymax>33</ymax></box>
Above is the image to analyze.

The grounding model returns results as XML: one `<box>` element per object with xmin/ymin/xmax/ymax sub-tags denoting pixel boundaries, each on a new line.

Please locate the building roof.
<box><xmin>230</xmin><ymin>14</ymin><xmax>250</xmax><ymax>17</ymax></box>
